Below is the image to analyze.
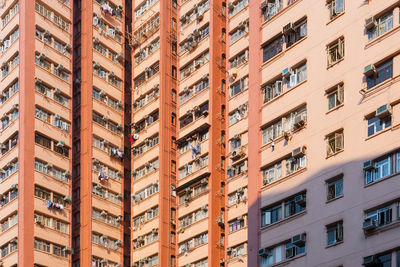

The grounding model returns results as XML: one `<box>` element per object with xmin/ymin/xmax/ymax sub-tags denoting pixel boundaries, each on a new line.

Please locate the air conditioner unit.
<box><xmin>63</xmin><ymin>246</ymin><xmax>72</xmax><ymax>253</ymax></box>
<box><xmin>35</xmin><ymin>78</ymin><xmax>43</xmax><ymax>84</ymax></box>
<box><xmin>293</xmin><ymin>114</ymin><xmax>306</xmax><ymax>128</ymax></box>
<box><xmin>364</xmin><ymin>64</ymin><xmax>376</xmax><ymax>76</ymax></box>
<box><xmin>229</xmin><ymin>68</ymin><xmax>238</xmax><ymax>78</ymax></box>
<box><xmin>63</xmin><ymin>195</ymin><xmax>71</xmax><ymax>202</ymax></box>
<box><xmin>64</xmin><ymin>44</ymin><xmax>71</xmax><ymax>51</ymax></box>
<box><xmin>117</xmin><ymin>53</ymin><xmax>124</xmax><ymax>61</ymax></box>
<box><xmin>201</xmin><ymin>205</ymin><xmax>207</xmax><ymax>210</ymax></box>
<box><xmin>292</xmin><ymin>146</ymin><xmax>305</xmax><ymax>158</ymax></box>
<box><xmin>44</xmin><ymin>30</ymin><xmax>51</xmax><ymax>37</ymax></box>
<box><xmin>291</xmin><ymin>233</ymin><xmax>306</xmax><ymax>246</ymax></box>
<box><xmin>93</xmin><ymin>37</ymin><xmax>100</xmax><ymax>44</ymax></box>
<box><xmin>180</xmin><ymin>15</ymin><xmax>187</xmax><ymax>22</ymax></box>
<box><xmin>100</xmin><ymin>258</ymin><xmax>108</xmax><ymax>263</ymax></box>
<box><xmin>92</xmin><ymin>158</ymin><xmax>99</xmax><ymax>164</ymax></box>
<box><xmin>117</xmin><ymin>216</ymin><xmax>123</xmax><ymax>222</ymax></box>
<box><xmin>237</xmin><ymin>187</ymin><xmax>243</xmax><ymax>193</ymax></box>
<box><xmin>109</xmin><ymin>71</ymin><xmax>115</xmax><ymax>78</ymax></box>
<box><xmin>93</xmin><ymin>62</ymin><xmax>101</xmax><ymax>69</ymax></box>
<box><xmin>56</xmin><ymin>64</ymin><xmax>64</xmax><ymax>70</ymax></box>
<box><xmin>365</xmin><ymin>17</ymin><xmax>377</xmax><ymax>30</ymax></box>
<box><xmin>282</xmin><ymin>23</ymin><xmax>293</xmax><ymax>34</ymax></box>
<box><xmin>375</xmin><ymin>104</ymin><xmax>391</xmax><ymax>119</ymax></box>
<box><xmin>363</xmin><ymin>255</ymin><xmax>377</xmax><ymax>266</ymax></box>
<box><xmin>102</xmin><ymin>115</ymin><xmax>109</xmax><ymax>121</ymax></box>
<box><xmin>193</xmin><ymin>29</ymin><xmax>200</xmax><ymax>37</ymax></box>
<box><xmin>39</xmin><ymin>53</ymin><xmax>46</xmax><ymax>59</ymax></box>
<box><xmin>238</xmin><ymin>21</ymin><xmax>246</xmax><ymax>30</ymax></box>
<box><xmin>56</xmin><ymin>141</ymin><xmax>65</xmax><ymax>147</ymax></box>
<box><xmin>64</xmin><ymin>170</ymin><xmax>71</xmax><ymax>177</ymax></box>
<box><xmin>363</xmin><ymin>160</ymin><xmax>374</xmax><ymax>170</ymax></box>
<box><xmin>95</xmin><ymin>184</ymin><xmax>102</xmax><ymax>190</ymax></box>
<box><xmin>258</xmin><ymin>248</ymin><xmax>272</xmax><ymax>257</ymax></box>
<box><xmin>10</xmin><ymin>237</ymin><xmax>17</xmax><ymax>244</ymax></box>
<box><xmin>0</xmin><ymin>143</ymin><xmax>5</xmax><ymax>150</ymax></box>
<box><xmin>228</xmin><ymin>2</ymin><xmax>234</xmax><ymax>10</ymax></box>
<box><xmin>282</xmin><ymin>67</ymin><xmax>293</xmax><ymax>78</ymax></box>
<box><xmin>363</xmin><ymin>218</ymin><xmax>376</xmax><ymax>232</ymax></box>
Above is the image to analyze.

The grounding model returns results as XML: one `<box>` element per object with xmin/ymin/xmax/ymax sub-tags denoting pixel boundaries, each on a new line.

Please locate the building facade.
<box><xmin>248</xmin><ymin>0</ymin><xmax>400</xmax><ymax>266</ymax></box>
<box><xmin>2</xmin><ymin>0</ymin><xmax>400</xmax><ymax>266</ymax></box>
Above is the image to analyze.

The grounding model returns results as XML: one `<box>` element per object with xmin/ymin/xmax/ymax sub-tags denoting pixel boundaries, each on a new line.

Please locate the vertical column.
<box><xmin>248</xmin><ymin>1</ymin><xmax>262</xmax><ymax>266</ymax></box>
<box><xmin>79</xmin><ymin>1</ymin><xmax>94</xmax><ymax>266</ymax></box>
<box><xmin>18</xmin><ymin>0</ymin><xmax>36</xmax><ymax>266</ymax></box>
<box><xmin>208</xmin><ymin>0</ymin><xmax>226</xmax><ymax>265</ymax></box>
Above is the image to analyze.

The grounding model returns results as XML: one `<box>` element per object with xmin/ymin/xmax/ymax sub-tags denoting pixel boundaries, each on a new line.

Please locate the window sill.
<box><xmin>365</xmin><ymin>126</ymin><xmax>392</xmax><ymax>141</ymax></box>
<box><xmin>178</xmin><ymin>217</ymin><xmax>208</xmax><ymax>234</ymax></box>
<box><xmin>327</xmin><ymin>57</ymin><xmax>344</xmax><ymax>69</ymax></box>
<box><xmin>179</xmin><ymin>35</ymin><xmax>210</xmax><ymax>57</ymax></box>
<box><xmin>261</xmin><ymin>210</ymin><xmax>307</xmax><ymax>232</ymax></box>
<box><xmin>0</xmin><ymin>169</ymin><xmax>18</xmax><ymax>184</ymax></box>
<box><xmin>364</xmin><ymin>172</ymin><xmax>398</xmax><ymax>188</ymax></box>
<box><xmin>261</xmin><ymin>167</ymin><xmax>307</xmax><ymax>191</ymax></box>
<box><xmin>133</xmin><ymin>192</ymin><xmax>160</xmax><ymax>206</ymax></box>
<box><xmin>132</xmin><ymin>168</ymin><xmax>159</xmax><ymax>183</ymax></box>
<box><xmin>326</xmin><ymin>194</ymin><xmax>344</xmax><ymax>204</ymax></box>
<box><xmin>0</xmin><ymin>222</ymin><xmax>17</xmax><ymax>235</ymax></box>
<box><xmin>38</xmin><ymin>38</ymin><xmax>71</xmax><ymax>60</ymax></box>
<box><xmin>34</xmin><ymin>169</ymin><xmax>69</xmax><ymax>185</ymax></box>
<box><xmin>35</xmin><ymin>223</ymin><xmax>69</xmax><ymax>237</ymax></box>
<box><xmin>92</xmin><ymin>242</ymin><xmax>121</xmax><ymax>252</ymax></box>
<box><xmin>92</xmin><ymin>217</ymin><xmax>121</xmax><ymax>229</ymax></box>
<box><xmin>179</xmin><ymin>113</ymin><xmax>209</xmax><ymax>132</ymax></box>
<box><xmin>133</xmin><ymin>143</ymin><xmax>160</xmax><ymax>159</ymax></box>
<box><xmin>134</xmin><ymin>239</ymin><xmax>159</xmax><ymax>252</ymax></box>
<box><xmin>178</xmin><ymin>190</ymin><xmax>209</xmax><ymax>208</ymax></box>
<box><xmin>227</xmin><ymin>253</ymin><xmax>248</xmax><ymax>264</ymax></box>
<box><xmin>92</xmin><ymin>194</ymin><xmax>122</xmax><ymax>208</ymax></box>
<box><xmin>0</xmin><ymin>145</ymin><xmax>18</xmax><ymax>160</ymax></box>
<box><xmin>325</xmin><ymin>240</ymin><xmax>343</xmax><ymax>249</ymax></box>
<box><xmin>260</xmin><ymin>124</ymin><xmax>306</xmax><ymax>152</ymax></box>
<box><xmin>1</xmin><ymin>118</ymin><xmax>18</xmax><ymax>133</ymax></box>
<box><xmin>364</xmin><ymin>220</ymin><xmax>400</xmax><ymax>237</ymax></box>
<box><xmin>178</xmin><ymin>242</ymin><xmax>208</xmax><ymax>256</ymax></box>
<box><xmin>93</xmin><ymin>121</ymin><xmax>123</xmax><ymax>137</ymax></box>
<box><xmin>326</xmin><ymin>149</ymin><xmax>344</xmax><ymax>159</ymax></box>
<box><xmin>228</xmin><ymin>170</ymin><xmax>248</xmax><ymax>181</ymax></box>
<box><xmin>365</xmin><ymin>25</ymin><xmax>400</xmax><ymax>49</ymax></box>
<box><xmin>0</xmin><ymin>196</ymin><xmax>18</xmax><ymax>209</ymax></box>
<box><xmin>179</xmin><ymin>61</ymin><xmax>209</xmax><ymax>83</ymax></box>
<box><xmin>361</xmin><ymin>74</ymin><xmax>400</xmax><ymax>98</ymax></box>
<box><xmin>229</xmin><ymin>31</ymin><xmax>249</xmax><ymax>47</ymax></box>
<box><xmin>1</xmin><ymin>64</ymin><xmax>18</xmax><ymax>82</ymax></box>
<box><xmin>93</xmin><ymin>97</ymin><xmax>121</xmax><ymax>114</ymax></box>
<box><xmin>93</xmin><ymin>50</ymin><xmax>123</xmax><ymax>69</ymax></box>
<box><xmin>229</xmin><ymin>86</ymin><xmax>249</xmax><ymax>101</ymax></box>
<box><xmin>133</xmin><ymin>215</ymin><xmax>159</xmax><ymax>231</ymax></box>
<box><xmin>326</xmin><ymin>12</ymin><xmax>345</xmax><ymax>26</ymax></box>
<box><xmin>326</xmin><ymin>103</ymin><xmax>344</xmax><ymax>115</ymax></box>
<box><xmin>261</xmin><ymin>252</ymin><xmax>306</xmax><ymax>267</ymax></box>
<box><xmin>179</xmin><ymin>86</ymin><xmax>209</xmax><ymax>109</ymax></box>
<box><xmin>0</xmin><ymin>90</ymin><xmax>18</xmax><ymax>107</ymax></box>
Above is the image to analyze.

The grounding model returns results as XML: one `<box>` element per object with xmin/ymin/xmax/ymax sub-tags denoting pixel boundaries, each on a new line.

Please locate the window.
<box><xmin>262</xmin><ymin>0</ymin><xmax>283</xmax><ymax>21</ymax></box>
<box><xmin>326</xmin><ymin>221</ymin><xmax>343</xmax><ymax>246</ymax></box>
<box><xmin>262</xmin><ymin>163</ymin><xmax>282</xmax><ymax>185</ymax></box>
<box><xmin>34</xmin><ymin>238</ymin><xmax>50</xmax><ymax>253</ymax></box>
<box><xmin>366</xmin><ymin>58</ymin><xmax>393</xmax><ymax>89</ymax></box>
<box><xmin>261</xmin><ymin>192</ymin><xmax>306</xmax><ymax>227</ymax></box>
<box><xmin>367</xmin><ymin>114</ymin><xmax>391</xmax><ymax>137</ymax></box>
<box><xmin>328</xmin><ymin>0</ymin><xmax>344</xmax><ymax>20</ymax></box>
<box><xmin>367</xmin><ymin>11</ymin><xmax>393</xmax><ymax>41</ymax></box>
<box><xmin>262</xmin><ymin>105</ymin><xmax>307</xmax><ymax>144</ymax></box>
<box><xmin>365</xmin><ymin>154</ymin><xmax>393</xmax><ymax>184</ymax></box>
<box><xmin>262</xmin><ymin>36</ymin><xmax>283</xmax><ymax>63</ymax></box>
<box><xmin>327</xmin><ymin>38</ymin><xmax>344</xmax><ymax>66</ymax></box>
<box><xmin>327</xmin><ymin>84</ymin><xmax>344</xmax><ymax>110</ymax></box>
<box><xmin>261</xmin><ymin>78</ymin><xmax>283</xmax><ymax>103</ymax></box>
<box><xmin>285</xmin><ymin>63</ymin><xmax>307</xmax><ymax>89</ymax></box>
<box><xmin>326</xmin><ymin>129</ymin><xmax>344</xmax><ymax>156</ymax></box>
<box><xmin>229</xmin><ymin>76</ymin><xmax>248</xmax><ymax>98</ymax></box>
<box><xmin>327</xmin><ymin>177</ymin><xmax>343</xmax><ymax>201</ymax></box>
<box><xmin>228</xmin><ymin>242</ymin><xmax>247</xmax><ymax>259</ymax></box>
<box><xmin>365</xmin><ymin>205</ymin><xmax>392</xmax><ymax>227</ymax></box>
<box><xmin>285</xmin><ymin>18</ymin><xmax>307</xmax><ymax>48</ymax></box>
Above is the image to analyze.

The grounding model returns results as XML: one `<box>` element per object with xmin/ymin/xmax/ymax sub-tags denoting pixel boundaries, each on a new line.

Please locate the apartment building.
<box><xmin>72</xmin><ymin>0</ymin><xmax>128</xmax><ymax>266</ymax></box>
<box><xmin>225</xmin><ymin>0</ymin><xmax>249</xmax><ymax>266</ymax></box>
<box><xmin>130</xmin><ymin>0</ymin><xmax>177</xmax><ymax>266</ymax></box>
<box><xmin>0</xmin><ymin>0</ymin><xmax>73</xmax><ymax>266</ymax></box>
<box><xmin>246</xmin><ymin>0</ymin><xmax>400</xmax><ymax>266</ymax></box>
<box><xmin>174</xmin><ymin>0</ymin><xmax>227</xmax><ymax>267</ymax></box>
